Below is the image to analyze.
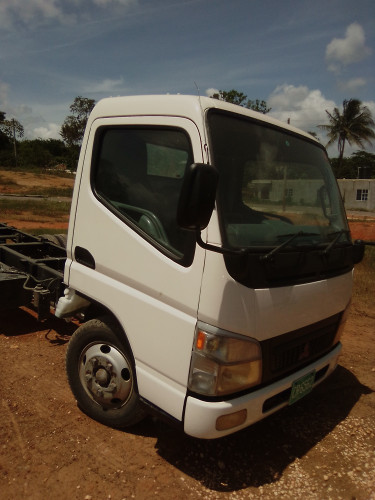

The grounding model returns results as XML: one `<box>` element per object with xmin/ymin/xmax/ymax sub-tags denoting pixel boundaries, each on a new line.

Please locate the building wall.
<box><xmin>252</xmin><ymin>179</ymin><xmax>323</xmax><ymax>205</ymax></box>
<box><xmin>337</xmin><ymin>179</ymin><xmax>375</xmax><ymax>212</ymax></box>
<box><xmin>249</xmin><ymin>178</ymin><xmax>375</xmax><ymax>212</ymax></box>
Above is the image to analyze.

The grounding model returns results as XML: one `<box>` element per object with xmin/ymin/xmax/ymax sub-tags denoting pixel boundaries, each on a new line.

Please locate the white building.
<box><xmin>337</xmin><ymin>179</ymin><xmax>375</xmax><ymax>212</ymax></box>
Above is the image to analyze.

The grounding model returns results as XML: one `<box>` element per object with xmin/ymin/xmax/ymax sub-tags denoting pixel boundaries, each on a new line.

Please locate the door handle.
<box><xmin>74</xmin><ymin>246</ymin><xmax>95</xmax><ymax>269</ymax></box>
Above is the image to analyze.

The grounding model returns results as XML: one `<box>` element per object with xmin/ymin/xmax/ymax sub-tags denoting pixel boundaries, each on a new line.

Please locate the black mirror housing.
<box><xmin>352</xmin><ymin>240</ymin><xmax>365</xmax><ymax>264</ymax></box>
<box><xmin>177</xmin><ymin>163</ymin><xmax>219</xmax><ymax>231</ymax></box>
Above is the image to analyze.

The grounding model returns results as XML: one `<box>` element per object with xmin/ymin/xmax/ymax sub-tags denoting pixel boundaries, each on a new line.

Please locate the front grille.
<box><xmin>262</xmin><ymin>313</ymin><xmax>342</xmax><ymax>385</ymax></box>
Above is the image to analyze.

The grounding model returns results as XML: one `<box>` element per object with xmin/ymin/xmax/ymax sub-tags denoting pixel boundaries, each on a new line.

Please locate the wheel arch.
<box><xmin>82</xmin><ymin>302</ymin><xmax>136</xmax><ymax>369</ymax></box>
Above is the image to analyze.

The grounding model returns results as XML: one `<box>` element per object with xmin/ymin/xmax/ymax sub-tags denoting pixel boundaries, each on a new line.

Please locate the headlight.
<box><xmin>188</xmin><ymin>323</ymin><xmax>262</xmax><ymax>396</ymax></box>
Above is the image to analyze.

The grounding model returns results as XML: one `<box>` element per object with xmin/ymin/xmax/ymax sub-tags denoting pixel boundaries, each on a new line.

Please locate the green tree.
<box><xmin>0</xmin><ymin>112</ymin><xmax>12</xmax><ymax>167</ymax></box>
<box><xmin>210</xmin><ymin>89</ymin><xmax>271</xmax><ymax>114</ymax></box>
<box><xmin>60</xmin><ymin>96</ymin><xmax>96</xmax><ymax>171</ymax></box>
<box><xmin>7</xmin><ymin>137</ymin><xmax>79</xmax><ymax>172</ymax></box>
<box><xmin>318</xmin><ymin>99</ymin><xmax>375</xmax><ymax>169</ymax></box>
<box><xmin>0</xmin><ymin>111</ymin><xmax>11</xmax><ymax>151</ymax></box>
<box><xmin>0</xmin><ymin>116</ymin><xmax>24</xmax><ymax>141</ymax></box>
<box><xmin>329</xmin><ymin>151</ymin><xmax>375</xmax><ymax>179</ymax></box>
<box><xmin>329</xmin><ymin>157</ymin><xmax>354</xmax><ymax>179</ymax></box>
<box><xmin>350</xmin><ymin>150</ymin><xmax>375</xmax><ymax>169</ymax></box>
<box><xmin>18</xmin><ymin>139</ymin><xmax>53</xmax><ymax>169</ymax></box>
<box><xmin>0</xmin><ymin>115</ymin><xmax>24</xmax><ymax>167</ymax></box>
<box><xmin>247</xmin><ymin>99</ymin><xmax>272</xmax><ymax>114</ymax></box>
<box><xmin>42</xmin><ymin>138</ymin><xmax>68</xmax><ymax>158</ymax></box>
<box><xmin>60</xmin><ymin>96</ymin><xmax>96</xmax><ymax>147</ymax></box>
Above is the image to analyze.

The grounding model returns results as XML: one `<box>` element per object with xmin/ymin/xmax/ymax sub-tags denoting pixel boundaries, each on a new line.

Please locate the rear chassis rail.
<box><xmin>0</xmin><ymin>223</ymin><xmax>65</xmax><ymax>320</ymax></box>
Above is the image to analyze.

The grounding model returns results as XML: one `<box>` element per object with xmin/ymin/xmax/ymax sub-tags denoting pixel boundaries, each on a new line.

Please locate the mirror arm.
<box><xmin>356</xmin><ymin>239</ymin><xmax>375</xmax><ymax>246</ymax></box>
<box><xmin>195</xmin><ymin>229</ymin><xmax>246</xmax><ymax>256</ymax></box>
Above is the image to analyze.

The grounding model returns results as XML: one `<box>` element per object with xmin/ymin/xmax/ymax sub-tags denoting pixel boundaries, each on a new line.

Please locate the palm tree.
<box><xmin>318</xmin><ymin>99</ymin><xmax>375</xmax><ymax>168</ymax></box>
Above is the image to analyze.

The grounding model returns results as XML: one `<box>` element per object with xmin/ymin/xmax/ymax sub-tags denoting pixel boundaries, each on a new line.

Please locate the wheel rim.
<box><xmin>78</xmin><ymin>342</ymin><xmax>133</xmax><ymax>409</ymax></box>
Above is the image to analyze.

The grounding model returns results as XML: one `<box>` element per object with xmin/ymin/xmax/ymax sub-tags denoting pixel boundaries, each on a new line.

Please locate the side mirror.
<box><xmin>177</xmin><ymin>163</ymin><xmax>219</xmax><ymax>230</ymax></box>
<box><xmin>352</xmin><ymin>240</ymin><xmax>365</xmax><ymax>264</ymax></box>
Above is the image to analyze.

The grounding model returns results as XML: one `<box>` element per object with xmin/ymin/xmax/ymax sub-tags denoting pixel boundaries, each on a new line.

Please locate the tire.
<box><xmin>54</xmin><ymin>233</ymin><xmax>67</xmax><ymax>248</ymax></box>
<box><xmin>39</xmin><ymin>233</ymin><xmax>67</xmax><ymax>248</ymax></box>
<box><xmin>66</xmin><ymin>317</ymin><xmax>145</xmax><ymax>428</ymax></box>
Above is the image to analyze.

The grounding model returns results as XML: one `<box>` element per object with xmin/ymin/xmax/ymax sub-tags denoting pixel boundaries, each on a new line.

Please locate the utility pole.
<box><xmin>12</xmin><ymin>119</ymin><xmax>18</xmax><ymax>168</ymax></box>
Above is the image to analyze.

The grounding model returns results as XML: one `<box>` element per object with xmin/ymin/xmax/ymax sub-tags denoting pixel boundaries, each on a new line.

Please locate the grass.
<box><xmin>352</xmin><ymin>246</ymin><xmax>375</xmax><ymax>314</ymax></box>
<box><xmin>0</xmin><ymin>166</ymin><xmax>75</xmax><ymax>178</ymax></box>
<box><xmin>0</xmin><ymin>198</ymin><xmax>71</xmax><ymax>218</ymax></box>
<box><xmin>0</xmin><ymin>169</ymin><xmax>74</xmax><ymax>197</ymax></box>
<box><xmin>23</xmin><ymin>186</ymin><xmax>73</xmax><ymax>197</ymax></box>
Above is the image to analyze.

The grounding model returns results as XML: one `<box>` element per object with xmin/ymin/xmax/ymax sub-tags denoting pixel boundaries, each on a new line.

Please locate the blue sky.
<box><xmin>1</xmin><ymin>0</ymin><xmax>374</xmax><ymax>155</ymax></box>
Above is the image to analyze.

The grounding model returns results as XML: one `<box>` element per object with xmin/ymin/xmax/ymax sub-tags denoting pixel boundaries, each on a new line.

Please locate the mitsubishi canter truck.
<box><xmin>1</xmin><ymin>94</ymin><xmax>364</xmax><ymax>438</ymax></box>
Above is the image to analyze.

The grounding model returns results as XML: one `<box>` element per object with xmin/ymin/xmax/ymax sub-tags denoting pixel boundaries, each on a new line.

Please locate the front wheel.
<box><xmin>66</xmin><ymin>318</ymin><xmax>145</xmax><ymax>428</ymax></box>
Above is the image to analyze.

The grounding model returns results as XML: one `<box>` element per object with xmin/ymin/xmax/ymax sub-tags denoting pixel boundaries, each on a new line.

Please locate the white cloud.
<box><xmin>84</xmin><ymin>77</ymin><xmax>125</xmax><ymax>94</ymax></box>
<box><xmin>338</xmin><ymin>77</ymin><xmax>367</xmax><ymax>93</ymax></box>
<box><xmin>0</xmin><ymin>98</ymin><xmax>61</xmax><ymax>140</ymax></box>
<box><xmin>268</xmin><ymin>87</ymin><xmax>375</xmax><ymax>155</ymax></box>
<box><xmin>326</xmin><ymin>23</ymin><xmax>372</xmax><ymax>73</ymax></box>
<box><xmin>0</xmin><ymin>0</ymin><xmax>136</xmax><ymax>29</ymax></box>
<box><xmin>363</xmin><ymin>100</ymin><xmax>375</xmax><ymax>119</ymax></box>
<box><xmin>0</xmin><ymin>0</ymin><xmax>73</xmax><ymax>28</ymax></box>
<box><xmin>268</xmin><ymin>84</ymin><xmax>335</xmax><ymax>135</ymax></box>
<box><xmin>205</xmin><ymin>88</ymin><xmax>219</xmax><ymax>98</ymax></box>
<box><xmin>31</xmin><ymin>123</ymin><xmax>61</xmax><ymax>140</ymax></box>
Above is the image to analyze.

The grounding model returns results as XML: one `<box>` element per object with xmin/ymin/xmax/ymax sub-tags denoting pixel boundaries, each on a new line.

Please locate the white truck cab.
<box><xmin>58</xmin><ymin>95</ymin><xmax>363</xmax><ymax>438</ymax></box>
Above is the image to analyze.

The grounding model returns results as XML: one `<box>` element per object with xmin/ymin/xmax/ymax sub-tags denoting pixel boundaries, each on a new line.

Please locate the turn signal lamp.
<box><xmin>188</xmin><ymin>324</ymin><xmax>262</xmax><ymax>396</ymax></box>
<box><xmin>216</xmin><ymin>409</ymin><xmax>247</xmax><ymax>431</ymax></box>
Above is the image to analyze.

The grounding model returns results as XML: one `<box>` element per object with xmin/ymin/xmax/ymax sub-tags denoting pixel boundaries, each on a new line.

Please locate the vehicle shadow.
<box><xmin>0</xmin><ymin>307</ymin><xmax>77</xmax><ymax>341</ymax></box>
<box><xmin>144</xmin><ymin>366</ymin><xmax>372</xmax><ymax>492</ymax></box>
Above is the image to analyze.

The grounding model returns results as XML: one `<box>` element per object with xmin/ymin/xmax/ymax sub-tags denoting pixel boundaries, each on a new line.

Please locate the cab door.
<box><xmin>67</xmin><ymin>115</ymin><xmax>206</xmax><ymax>420</ymax></box>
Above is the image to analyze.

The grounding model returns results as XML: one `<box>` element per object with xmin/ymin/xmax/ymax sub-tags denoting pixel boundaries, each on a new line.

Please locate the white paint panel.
<box><xmin>136</xmin><ymin>362</ymin><xmax>187</xmax><ymax>420</ymax></box>
<box><xmin>198</xmin><ymin>248</ymin><xmax>353</xmax><ymax>340</ymax></box>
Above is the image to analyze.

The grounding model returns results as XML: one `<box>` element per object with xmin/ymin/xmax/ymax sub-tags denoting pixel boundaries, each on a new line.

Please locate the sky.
<box><xmin>1</xmin><ymin>0</ymin><xmax>374</xmax><ymax>156</ymax></box>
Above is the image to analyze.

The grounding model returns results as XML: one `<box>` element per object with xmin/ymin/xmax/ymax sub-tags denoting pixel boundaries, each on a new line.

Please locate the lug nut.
<box><xmin>107</xmin><ymin>382</ymin><xmax>117</xmax><ymax>393</ymax></box>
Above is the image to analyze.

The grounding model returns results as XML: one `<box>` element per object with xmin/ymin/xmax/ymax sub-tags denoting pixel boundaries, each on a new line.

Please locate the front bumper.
<box><xmin>183</xmin><ymin>343</ymin><xmax>342</xmax><ymax>439</ymax></box>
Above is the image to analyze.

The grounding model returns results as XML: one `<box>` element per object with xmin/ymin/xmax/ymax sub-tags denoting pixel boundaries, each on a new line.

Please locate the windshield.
<box><xmin>208</xmin><ymin>110</ymin><xmax>349</xmax><ymax>250</ymax></box>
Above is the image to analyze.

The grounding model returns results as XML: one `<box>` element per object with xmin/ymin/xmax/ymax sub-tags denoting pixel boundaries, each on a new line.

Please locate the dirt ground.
<box><xmin>0</xmin><ymin>169</ymin><xmax>73</xmax><ymax>230</ymax></box>
<box><xmin>0</xmin><ymin>171</ymin><xmax>374</xmax><ymax>499</ymax></box>
<box><xmin>349</xmin><ymin>219</ymin><xmax>375</xmax><ymax>241</ymax></box>
<box><xmin>0</xmin><ymin>169</ymin><xmax>75</xmax><ymax>194</ymax></box>
<box><xmin>0</xmin><ymin>304</ymin><xmax>373</xmax><ymax>500</ymax></box>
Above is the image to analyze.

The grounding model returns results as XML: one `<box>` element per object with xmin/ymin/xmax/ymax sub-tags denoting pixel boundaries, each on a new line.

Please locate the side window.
<box><xmin>93</xmin><ymin>127</ymin><xmax>194</xmax><ymax>260</ymax></box>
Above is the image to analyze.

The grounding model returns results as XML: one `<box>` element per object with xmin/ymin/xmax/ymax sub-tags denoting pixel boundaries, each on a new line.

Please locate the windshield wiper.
<box><xmin>322</xmin><ymin>229</ymin><xmax>350</xmax><ymax>256</ymax></box>
<box><xmin>260</xmin><ymin>231</ymin><xmax>320</xmax><ymax>262</ymax></box>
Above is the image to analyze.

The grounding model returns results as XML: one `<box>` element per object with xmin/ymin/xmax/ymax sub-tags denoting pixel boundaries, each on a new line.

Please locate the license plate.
<box><xmin>289</xmin><ymin>370</ymin><xmax>316</xmax><ymax>405</ymax></box>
